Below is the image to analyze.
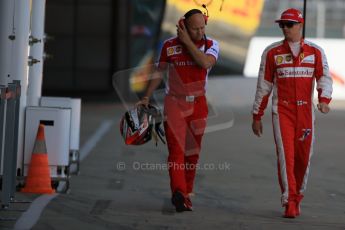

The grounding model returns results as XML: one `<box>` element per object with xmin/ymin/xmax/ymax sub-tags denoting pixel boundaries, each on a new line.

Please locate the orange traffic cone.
<box><xmin>21</xmin><ymin>124</ymin><xmax>55</xmax><ymax>194</ymax></box>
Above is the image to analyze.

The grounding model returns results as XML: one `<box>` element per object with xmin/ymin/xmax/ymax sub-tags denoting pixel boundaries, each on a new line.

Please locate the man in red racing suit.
<box><xmin>139</xmin><ymin>9</ymin><xmax>219</xmax><ymax>212</ymax></box>
<box><xmin>251</xmin><ymin>8</ymin><xmax>332</xmax><ymax>218</ymax></box>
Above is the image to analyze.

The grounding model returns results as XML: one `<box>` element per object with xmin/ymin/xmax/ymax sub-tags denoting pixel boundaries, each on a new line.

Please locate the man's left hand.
<box><xmin>317</xmin><ymin>102</ymin><xmax>330</xmax><ymax>114</ymax></box>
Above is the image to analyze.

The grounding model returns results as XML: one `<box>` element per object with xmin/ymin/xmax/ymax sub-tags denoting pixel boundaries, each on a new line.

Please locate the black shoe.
<box><xmin>171</xmin><ymin>191</ymin><xmax>187</xmax><ymax>212</ymax></box>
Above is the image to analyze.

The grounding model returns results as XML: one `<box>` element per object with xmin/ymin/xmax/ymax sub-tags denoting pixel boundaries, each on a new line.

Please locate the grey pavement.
<box><xmin>1</xmin><ymin>78</ymin><xmax>345</xmax><ymax>230</ymax></box>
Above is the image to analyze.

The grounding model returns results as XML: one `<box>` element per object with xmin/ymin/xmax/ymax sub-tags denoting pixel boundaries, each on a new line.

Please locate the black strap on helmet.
<box><xmin>145</xmin><ymin>104</ymin><xmax>166</xmax><ymax>146</ymax></box>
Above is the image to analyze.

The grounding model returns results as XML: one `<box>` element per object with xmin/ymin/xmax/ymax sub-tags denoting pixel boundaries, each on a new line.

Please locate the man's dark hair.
<box><xmin>184</xmin><ymin>9</ymin><xmax>203</xmax><ymax>20</ymax></box>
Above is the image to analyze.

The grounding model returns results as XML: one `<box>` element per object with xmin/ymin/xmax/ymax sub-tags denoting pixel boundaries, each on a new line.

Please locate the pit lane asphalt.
<box><xmin>2</xmin><ymin>78</ymin><xmax>345</xmax><ymax>230</ymax></box>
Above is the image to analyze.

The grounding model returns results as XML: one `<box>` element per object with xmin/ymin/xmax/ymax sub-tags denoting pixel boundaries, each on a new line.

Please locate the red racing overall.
<box><xmin>158</xmin><ymin>36</ymin><xmax>219</xmax><ymax>196</ymax></box>
<box><xmin>252</xmin><ymin>39</ymin><xmax>332</xmax><ymax>206</ymax></box>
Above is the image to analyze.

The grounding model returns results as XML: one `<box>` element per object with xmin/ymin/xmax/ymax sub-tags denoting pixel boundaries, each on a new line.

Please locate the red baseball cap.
<box><xmin>275</xmin><ymin>8</ymin><xmax>304</xmax><ymax>23</ymax></box>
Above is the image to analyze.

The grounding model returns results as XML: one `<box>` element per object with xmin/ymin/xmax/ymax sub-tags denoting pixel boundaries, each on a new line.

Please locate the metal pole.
<box><xmin>10</xmin><ymin>81</ymin><xmax>21</xmax><ymax>199</ymax></box>
<box><xmin>0</xmin><ymin>0</ymin><xmax>15</xmax><ymax>86</ymax></box>
<box><xmin>1</xmin><ymin>84</ymin><xmax>17</xmax><ymax>208</ymax></box>
<box><xmin>0</xmin><ymin>86</ymin><xmax>7</xmax><ymax>176</ymax></box>
<box><xmin>0</xmin><ymin>0</ymin><xmax>14</xmax><ymax>185</ymax></box>
<box><xmin>27</xmin><ymin>0</ymin><xmax>46</xmax><ymax>106</ymax></box>
<box><xmin>316</xmin><ymin>0</ymin><xmax>325</xmax><ymax>38</ymax></box>
<box><xmin>303</xmin><ymin>0</ymin><xmax>307</xmax><ymax>38</ymax></box>
<box><xmin>9</xmin><ymin>0</ymin><xmax>32</xmax><ymax>177</ymax></box>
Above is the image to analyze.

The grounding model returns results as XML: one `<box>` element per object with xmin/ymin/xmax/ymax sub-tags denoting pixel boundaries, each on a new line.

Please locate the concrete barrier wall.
<box><xmin>207</xmin><ymin>76</ymin><xmax>345</xmax><ymax>110</ymax></box>
<box><xmin>207</xmin><ymin>76</ymin><xmax>257</xmax><ymax>108</ymax></box>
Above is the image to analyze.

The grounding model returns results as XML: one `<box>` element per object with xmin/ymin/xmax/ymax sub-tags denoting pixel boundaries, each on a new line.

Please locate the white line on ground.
<box><xmin>14</xmin><ymin>194</ymin><xmax>58</xmax><ymax>230</ymax></box>
<box><xmin>79</xmin><ymin>120</ymin><xmax>114</xmax><ymax>161</ymax></box>
<box><xmin>14</xmin><ymin>119</ymin><xmax>114</xmax><ymax>229</ymax></box>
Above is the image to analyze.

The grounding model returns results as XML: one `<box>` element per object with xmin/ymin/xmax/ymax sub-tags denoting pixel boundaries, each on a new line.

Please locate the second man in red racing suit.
<box><xmin>252</xmin><ymin>8</ymin><xmax>332</xmax><ymax>218</ymax></box>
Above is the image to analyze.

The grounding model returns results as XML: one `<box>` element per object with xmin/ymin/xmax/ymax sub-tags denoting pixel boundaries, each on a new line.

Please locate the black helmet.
<box><xmin>120</xmin><ymin>104</ymin><xmax>165</xmax><ymax>145</ymax></box>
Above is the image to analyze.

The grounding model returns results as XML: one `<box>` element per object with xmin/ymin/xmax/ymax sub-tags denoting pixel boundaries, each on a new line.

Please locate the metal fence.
<box><xmin>0</xmin><ymin>81</ymin><xmax>28</xmax><ymax>221</ymax></box>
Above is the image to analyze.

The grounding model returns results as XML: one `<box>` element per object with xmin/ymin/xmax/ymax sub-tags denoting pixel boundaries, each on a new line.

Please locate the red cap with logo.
<box><xmin>275</xmin><ymin>8</ymin><xmax>304</xmax><ymax>23</ymax></box>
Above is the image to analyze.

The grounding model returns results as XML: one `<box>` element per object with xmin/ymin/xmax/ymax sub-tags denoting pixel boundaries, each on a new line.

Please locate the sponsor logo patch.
<box><xmin>167</xmin><ymin>45</ymin><xmax>182</xmax><ymax>56</ymax></box>
<box><xmin>301</xmin><ymin>54</ymin><xmax>315</xmax><ymax>64</ymax></box>
<box><xmin>297</xmin><ymin>100</ymin><xmax>308</xmax><ymax>106</ymax></box>
<box><xmin>167</xmin><ymin>47</ymin><xmax>174</xmax><ymax>56</ymax></box>
<box><xmin>299</xmin><ymin>128</ymin><xmax>311</xmax><ymax>141</ymax></box>
<box><xmin>285</xmin><ymin>55</ymin><xmax>292</xmax><ymax>62</ymax></box>
<box><xmin>276</xmin><ymin>56</ymin><xmax>283</xmax><ymax>65</ymax></box>
<box><xmin>277</xmin><ymin>67</ymin><xmax>314</xmax><ymax>78</ymax></box>
<box><xmin>300</xmin><ymin>52</ymin><xmax>304</xmax><ymax>61</ymax></box>
<box><xmin>275</xmin><ymin>54</ymin><xmax>293</xmax><ymax>65</ymax></box>
<box><xmin>175</xmin><ymin>46</ymin><xmax>182</xmax><ymax>54</ymax></box>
